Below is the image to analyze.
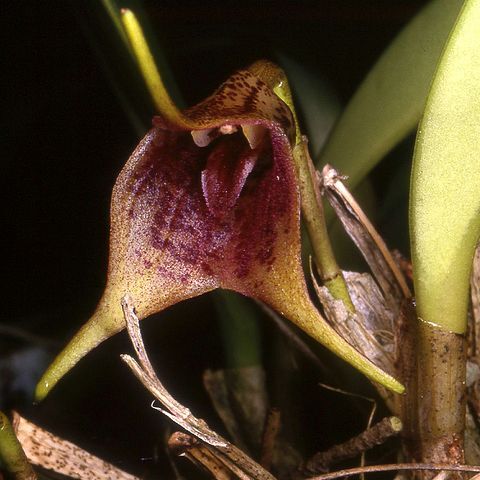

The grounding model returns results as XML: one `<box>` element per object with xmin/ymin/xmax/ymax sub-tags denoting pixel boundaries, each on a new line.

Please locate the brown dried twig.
<box><xmin>168</xmin><ymin>432</ymin><xmax>236</xmax><ymax>480</ymax></box>
<box><xmin>306</xmin><ymin>463</ymin><xmax>480</xmax><ymax>480</ymax></box>
<box><xmin>120</xmin><ymin>294</ymin><xmax>275</xmax><ymax>480</ymax></box>
<box><xmin>303</xmin><ymin>416</ymin><xmax>402</xmax><ymax>475</ymax></box>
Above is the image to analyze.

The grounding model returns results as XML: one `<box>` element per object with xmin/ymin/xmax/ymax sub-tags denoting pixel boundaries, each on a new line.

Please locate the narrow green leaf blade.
<box><xmin>410</xmin><ymin>0</ymin><xmax>480</xmax><ymax>334</ymax></box>
<box><xmin>319</xmin><ymin>0</ymin><xmax>463</xmax><ymax>190</ymax></box>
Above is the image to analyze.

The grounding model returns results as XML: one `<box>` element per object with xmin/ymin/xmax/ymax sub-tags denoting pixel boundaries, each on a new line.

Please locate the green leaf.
<box><xmin>318</xmin><ymin>0</ymin><xmax>463</xmax><ymax>190</ymax></box>
<box><xmin>410</xmin><ymin>0</ymin><xmax>480</xmax><ymax>334</ymax></box>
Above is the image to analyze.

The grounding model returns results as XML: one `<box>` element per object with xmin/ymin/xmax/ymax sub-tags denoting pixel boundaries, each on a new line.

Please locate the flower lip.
<box><xmin>200</xmin><ymin>130</ymin><xmax>263</xmax><ymax>219</ymax></box>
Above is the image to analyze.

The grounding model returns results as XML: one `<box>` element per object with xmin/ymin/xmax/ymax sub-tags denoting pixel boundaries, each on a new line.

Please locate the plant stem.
<box><xmin>0</xmin><ymin>412</ymin><xmax>36</xmax><ymax>480</ymax></box>
<box><xmin>293</xmin><ymin>140</ymin><xmax>355</xmax><ymax>311</ymax></box>
<box><xmin>415</xmin><ymin>320</ymin><xmax>466</xmax><ymax>471</ymax></box>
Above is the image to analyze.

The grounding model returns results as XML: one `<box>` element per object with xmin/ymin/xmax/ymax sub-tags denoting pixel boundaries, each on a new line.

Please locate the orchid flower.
<box><xmin>35</xmin><ymin>58</ymin><xmax>403</xmax><ymax>400</ymax></box>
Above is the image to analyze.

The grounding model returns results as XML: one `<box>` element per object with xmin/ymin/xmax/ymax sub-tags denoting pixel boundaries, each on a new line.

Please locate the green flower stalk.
<box><xmin>0</xmin><ymin>412</ymin><xmax>36</xmax><ymax>480</ymax></box>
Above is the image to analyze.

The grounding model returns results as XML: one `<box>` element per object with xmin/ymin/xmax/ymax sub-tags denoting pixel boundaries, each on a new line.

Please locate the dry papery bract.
<box><xmin>11</xmin><ymin>412</ymin><xmax>139</xmax><ymax>480</ymax></box>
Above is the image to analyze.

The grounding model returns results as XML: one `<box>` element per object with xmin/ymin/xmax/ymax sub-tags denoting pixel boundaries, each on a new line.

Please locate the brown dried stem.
<box><xmin>306</xmin><ymin>463</ymin><xmax>480</xmax><ymax>480</ymax></box>
<box><xmin>168</xmin><ymin>432</ymin><xmax>236</xmax><ymax>480</ymax></box>
<box><xmin>303</xmin><ymin>416</ymin><xmax>402</xmax><ymax>475</ymax></box>
<box><xmin>120</xmin><ymin>294</ymin><xmax>275</xmax><ymax>480</ymax></box>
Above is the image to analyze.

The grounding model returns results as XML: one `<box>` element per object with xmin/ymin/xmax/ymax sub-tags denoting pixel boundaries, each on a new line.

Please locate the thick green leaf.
<box><xmin>410</xmin><ymin>0</ymin><xmax>480</xmax><ymax>334</ymax></box>
<box><xmin>319</xmin><ymin>0</ymin><xmax>463</xmax><ymax>190</ymax></box>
